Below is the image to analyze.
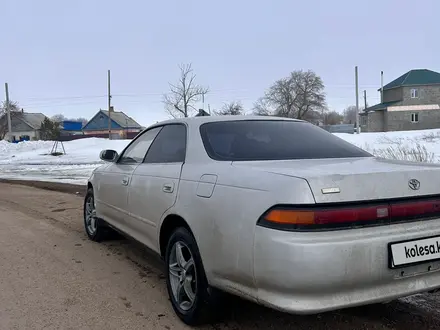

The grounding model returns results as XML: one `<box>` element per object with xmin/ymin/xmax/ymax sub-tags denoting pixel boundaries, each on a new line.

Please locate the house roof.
<box><xmin>82</xmin><ymin>110</ymin><xmax>142</xmax><ymax>130</ymax></box>
<box><xmin>10</xmin><ymin>112</ymin><xmax>47</xmax><ymax>129</ymax></box>
<box><xmin>99</xmin><ymin>110</ymin><xmax>142</xmax><ymax>128</ymax></box>
<box><xmin>380</xmin><ymin>69</ymin><xmax>440</xmax><ymax>91</ymax></box>
<box><xmin>363</xmin><ymin>101</ymin><xmax>400</xmax><ymax>112</ymax></box>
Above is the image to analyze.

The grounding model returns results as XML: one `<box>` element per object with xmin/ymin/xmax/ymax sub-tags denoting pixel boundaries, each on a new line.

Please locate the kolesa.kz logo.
<box><xmin>405</xmin><ymin>241</ymin><xmax>440</xmax><ymax>259</ymax></box>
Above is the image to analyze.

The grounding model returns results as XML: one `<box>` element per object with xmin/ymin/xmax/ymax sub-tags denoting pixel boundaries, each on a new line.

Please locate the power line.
<box><xmin>12</xmin><ymin>85</ymin><xmax>382</xmax><ymax>104</ymax></box>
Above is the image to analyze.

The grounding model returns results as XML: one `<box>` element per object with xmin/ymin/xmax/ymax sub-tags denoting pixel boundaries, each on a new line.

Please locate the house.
<box><xmin>82</xmin><ymin>109</ymin><xmax>143</xmax><ymax>139</ymax></box>
<box><xmin>0</xmin><ymin>111</ymin><xmax>48</xmax><ymax>141</ymax></box>
<box><xmin>360</xmin><ymin>69</ymin><xmax>440</xmax><ymax>132</ymax></box>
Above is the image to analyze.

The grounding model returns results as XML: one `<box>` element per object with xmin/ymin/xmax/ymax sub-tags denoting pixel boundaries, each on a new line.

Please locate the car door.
<box><xmin>96</xmin><ymin>127</ymin><xmax>162</xmax><ymax>230</ymax></box>
<box><xmin>126</xmin><ymin>124</ymin><xmax>187</xmax><ymax>252</ymax></box>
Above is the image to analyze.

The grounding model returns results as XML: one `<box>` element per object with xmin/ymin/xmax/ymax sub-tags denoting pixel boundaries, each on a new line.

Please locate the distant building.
<box><xmin>0</xmin><ymin>111</ymin><xmax>48</xmax><ymax>141</ymax></box>
<box><xmin>60</xmin><ymin>120</ymin><xmax>83</xmax><ymax>132</ymax></box>
<box><xmin>59</xmin><ymin>120</ymin><xmax>84</xmax><ymax>138</ymax></box>
<box><xmin>82</xmin><ymin>109</ymin><xmax>143</xmax><ymax>139</ymax></box>
<box><xmin>361</xmin><ymin>69</ymin><xmax>440</xmax><ymax>132</ymax></box>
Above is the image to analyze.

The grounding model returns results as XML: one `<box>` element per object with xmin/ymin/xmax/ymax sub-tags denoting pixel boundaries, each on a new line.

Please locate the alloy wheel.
<box><xmin>168</xmin><ymin>241</ymin><xmax>198</xmax><ymax>311</ymax></box>
<box><xmin>85</xmin><ymin>195</ymin><xmax>97</xmax><ymax>235</ymax></box>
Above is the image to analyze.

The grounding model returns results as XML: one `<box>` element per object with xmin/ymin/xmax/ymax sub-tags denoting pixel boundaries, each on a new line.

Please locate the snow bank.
<box><xmin>1</xmin><ymin>128</ymin><xmax>440</xmax><ymax>184</ymax></box>
<box><xmin>0</xmin><ymin>138</ymin><xmax>131</xmax><ymax>184</ymax></box>
<box><xmin>0</xmin><ymin>138</ymin><xmax>130</xmax><ymax>166</ymax></box>
<box><xmin>334</xmin><ymin>129</ymin><xmax>440</xmax><ymax>162</ymax></box>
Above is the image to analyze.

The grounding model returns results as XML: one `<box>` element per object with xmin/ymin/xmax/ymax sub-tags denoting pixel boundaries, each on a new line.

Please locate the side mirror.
<box><xmin>100</xmin><ymin>149</ymin><xmax>118</xmax><ymax>162</ymax></box>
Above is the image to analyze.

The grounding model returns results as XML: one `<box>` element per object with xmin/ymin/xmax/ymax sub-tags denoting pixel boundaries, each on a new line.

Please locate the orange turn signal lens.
<box><xmin>265</xmin><ymin>209</ymin><xmax>315</xmax><ymax>225</ymax></box>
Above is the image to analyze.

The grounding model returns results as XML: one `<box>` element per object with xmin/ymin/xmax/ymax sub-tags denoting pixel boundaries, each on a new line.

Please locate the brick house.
<box><xmin>82</xmin><ymin>109</ymin><xmax>143</xmax><ymax>139</ymax></box>
<box><xmin>360</xmin><ymin>69</ymin><xmax>440</xmax><ymax>132</ymax></box>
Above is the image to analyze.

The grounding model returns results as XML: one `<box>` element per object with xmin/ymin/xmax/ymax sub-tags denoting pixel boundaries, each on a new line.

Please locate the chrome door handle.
<box><xmin>121</xmin><ymin>178</ymin><xmax>129</xmax><ymax>186</ymax></box>
<box><xmin>163</xmin><ymin>183</ymin><xmax>174</xmax><ymax>193</ymax></box>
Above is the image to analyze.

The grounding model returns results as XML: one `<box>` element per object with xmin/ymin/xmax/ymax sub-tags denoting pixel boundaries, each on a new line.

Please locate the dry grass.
<box><xmin>367</xmin><ymin>142</ymin><xmax>436</xmax><ymax>163</ymax></box>
<box><xmin>419</xmin><ymin>131</ymin><xmax>440</xmax><ymax>143</ymax></box>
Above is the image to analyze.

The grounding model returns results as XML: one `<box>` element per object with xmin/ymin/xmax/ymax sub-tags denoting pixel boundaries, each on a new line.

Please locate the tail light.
<box><xmin>259</xmin><ymin>197</ymin><xmax>440</xmax><ymax>231</ymax></box>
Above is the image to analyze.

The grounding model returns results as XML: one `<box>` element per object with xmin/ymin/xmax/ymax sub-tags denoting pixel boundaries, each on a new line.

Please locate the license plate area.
<box><xmin>389</xmin><ymin>235</ymin><xmax>440</xmax><ymax>269</ymax></box>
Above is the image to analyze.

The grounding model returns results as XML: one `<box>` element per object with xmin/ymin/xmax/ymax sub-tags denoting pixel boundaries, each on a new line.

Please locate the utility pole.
<box><xmin>5</xmin><ymin>83</ymin><xmax>12</xmax><ymax>141</ymax></box>
<box><xmin>107</xmin><ymin>70</ymin><xmax>112</xmax><ymax>140</ymax></box>
<box><xmin>380</xmin><ymin>71</ymin><xmax>384</xmax><ymax>103</ymax></box>
<box><xmin>355</xmin><ymin>66</ymin><xmax>360</xmax><ymax>134</ymax></box>
<box><xmin>364</xmin><ymin>90</ymin><xmax>367</xmax><ymax>110</ymax></box>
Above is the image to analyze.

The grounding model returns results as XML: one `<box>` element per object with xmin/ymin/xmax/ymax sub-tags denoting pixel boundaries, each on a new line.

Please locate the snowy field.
<box><xmin>0</xmin><ymin>138</ymin><xmax>130</xmax><ymax>184</ymax></box>
<box><xmin>1</xmin><ymin>128</ymin><xmax>440</xmax><ymax>184</ymax></box>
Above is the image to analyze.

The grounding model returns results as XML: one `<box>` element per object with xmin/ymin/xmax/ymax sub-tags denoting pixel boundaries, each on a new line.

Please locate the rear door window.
<box><xmin>144</xmin><ymin>124</ymin><xmax>187</xmax><ymax>163</ymax></box>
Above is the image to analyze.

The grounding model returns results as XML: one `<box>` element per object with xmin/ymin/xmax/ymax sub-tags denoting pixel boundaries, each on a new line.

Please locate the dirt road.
<box><xmin>1</xmin><ymin>183</ymin><xmax>440</xmax><ymax>330</ymax></box>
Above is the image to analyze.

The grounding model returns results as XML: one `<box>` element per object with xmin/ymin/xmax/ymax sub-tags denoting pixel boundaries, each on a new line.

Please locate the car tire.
<box><xmin>83</xmin><ymin>188</ymin><xmax>110</xmax><ymax>242</ymax></box>
<box><xmin>165</xmin><ymin>227</ymin><xmax>218</xmax><ymax>325</ymax></box>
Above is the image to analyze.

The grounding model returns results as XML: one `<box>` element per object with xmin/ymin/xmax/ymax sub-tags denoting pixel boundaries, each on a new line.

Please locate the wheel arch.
<box><xmin>159</xmin><ymin>214</ymin><xmax>195</xmax><ymax>259</ymax></box>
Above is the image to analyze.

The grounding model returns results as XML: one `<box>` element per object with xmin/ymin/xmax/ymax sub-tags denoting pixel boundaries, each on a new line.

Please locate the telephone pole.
<box><xmin>355</xmin><ymin>66</ymin><xmax>360</xmax><ymax>134</ymax></box>
<box><xmin>363</xmin><ymin>90</ymin><xmax>367</xmax><ymax>110</ymax></box>
<box><xmin>107</xmin><ymin>70</ymin><xmax>112</xmax><ymax>140</ymax></box>
<box><xmin>381</xmin><ymin>71</ymin><xmax>384</xmax><ymax>103</ymax></box>
<box><xmin>5</xmin><ymin>83</ymin><xmax>12</xmax><ymax>141</ymax></box>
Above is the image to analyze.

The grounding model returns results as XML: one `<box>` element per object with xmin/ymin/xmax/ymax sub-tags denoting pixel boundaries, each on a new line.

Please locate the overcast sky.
<box><xmin>2</xmin><ymin>0</ymin><xmax>439</xmax><ymax>126</ymax></box>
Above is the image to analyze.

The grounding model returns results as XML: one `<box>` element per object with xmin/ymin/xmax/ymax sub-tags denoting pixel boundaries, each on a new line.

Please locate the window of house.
<box><xmin>411</xmin><ymin>89</ymin><xmax>419</xmax><ymax>98</ymax></box>
<box><xmin>411</xmin><ymin>113</ymin><xmax>419</xmax><ymax>123</ymax></box>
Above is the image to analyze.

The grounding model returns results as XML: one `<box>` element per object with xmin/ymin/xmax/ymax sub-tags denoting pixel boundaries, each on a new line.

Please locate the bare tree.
<box><xmin>215</xmin><ymin>101</ymin><xmax>244</xmax><ymax>116</ymax></box>
<box><xmin>0</xmin><ymin>100</ymin><xmax>20</xmax><ymax>139</ymax></box>
<box><xmin>163</xmin><ymin>63</ymin><xmax>209</xmax><ymax>118</ymax></box>
<box><xmin>51</xmin><ymin>114</ymin><xmax>67</xmax><ymax>123</ymax></box>
<box><xmin>323</xmin><ymin>111</ymin><xmax>344</xmax><ymax>125</ymax></box>
<box><xmin>260</xmin><ymin>70</ymin><xmax>327</xmax><ymax>119</ymax></box>
<box><xmin>51</xmin><ymin>114</ymin><xmax>88</xmax><ymax>124</ymax></box>
<box><xmin>343</xmin><ymin>104</ymin><xmax>368</xmax><ymax>124</ymax></box>
<box><xmin>302</xmin><ymin>109</ymin><xmax>324</xmax><ymax>125</ymax></box>
<box><xmin>252</xmin><ymin>97</ymin><xmax>271</xmax><ymax>116</ymax></box>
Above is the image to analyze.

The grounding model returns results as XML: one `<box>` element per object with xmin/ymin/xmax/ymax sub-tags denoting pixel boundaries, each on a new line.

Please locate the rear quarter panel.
<box><xmin>166</xmin><ymin>162</ymin><xmax>315</xmax><ymax>298</ymax></box>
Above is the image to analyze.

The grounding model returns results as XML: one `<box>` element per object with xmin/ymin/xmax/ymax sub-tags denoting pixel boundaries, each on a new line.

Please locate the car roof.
<box><xmin>151</xmin><ymin>115</ymin><xmax>303</xmax><ymax>128</ymax></box>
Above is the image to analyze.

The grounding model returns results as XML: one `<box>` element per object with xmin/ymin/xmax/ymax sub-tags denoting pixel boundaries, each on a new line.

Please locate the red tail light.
<box><xmin>314</xmin><ymin>205</ymin><xmax>389</xmax><ymax>225</ymax></box>
<box><xmin>259</xmin><ymin>197</ymin><xmax>440</xmax><ymax>231</ymax></box>
<box><xmin>391</xmin><ymin>199</ymin><xmax>440</xmax><ymax>220</ymax></box>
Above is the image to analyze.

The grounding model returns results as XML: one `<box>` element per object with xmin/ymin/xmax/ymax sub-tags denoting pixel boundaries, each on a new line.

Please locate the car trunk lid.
<box><xmin>232</xmin><ymin>157</ymin><xmax>440</xmax><ymax>203</ymax></box>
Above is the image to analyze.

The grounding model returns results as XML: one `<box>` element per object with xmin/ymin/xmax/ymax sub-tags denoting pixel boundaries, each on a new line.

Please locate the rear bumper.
<box><xmin>254</xmin><ymin>219</ymin><xmax>440</xmax><ymax>314</ymax></box>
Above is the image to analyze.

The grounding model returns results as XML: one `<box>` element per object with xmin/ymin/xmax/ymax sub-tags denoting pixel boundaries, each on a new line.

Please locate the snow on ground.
<box><xmin>334</xmin><ymin>128</ymin><xmax>440</xmax><ymax>161</ymax></box>
<box><xmin>1</xmin><ymin>128</ymin><xmax>440</xmax><ymax>184</ymax></box>
<box><xmin>0</xmin><ymin>138</ymin><xmax>130</xmax><ymax>184</ymax></box>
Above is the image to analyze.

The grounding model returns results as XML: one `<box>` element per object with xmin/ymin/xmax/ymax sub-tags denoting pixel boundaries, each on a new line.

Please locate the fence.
<box><xmin>321</xmin><ymin>124</ymin><xmax>355</xmax><ymax>134</ymax></box>
<box><xmin>59</xmin><ymin>131</ymin><xmax>140</xmax><ymax>141</ymax></box>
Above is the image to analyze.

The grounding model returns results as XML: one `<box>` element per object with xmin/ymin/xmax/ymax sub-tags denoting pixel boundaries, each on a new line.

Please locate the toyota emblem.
<box><xmin>408</xmin><ymin>179</ymin><xmax>420</xmax><ymax>190</ymax></box>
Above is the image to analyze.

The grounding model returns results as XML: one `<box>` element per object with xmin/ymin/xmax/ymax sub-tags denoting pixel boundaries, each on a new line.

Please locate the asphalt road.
<box><xmin>1</xmin><ymin>182</ymin><xmax>440</xmax><ymax>330</ymax></box>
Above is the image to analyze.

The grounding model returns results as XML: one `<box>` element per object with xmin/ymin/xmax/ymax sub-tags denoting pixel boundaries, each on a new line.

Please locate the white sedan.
<box><xmin>84</xmin><ymin>115</ymin><xmax>440</xmax><ymax>325</ymax></box>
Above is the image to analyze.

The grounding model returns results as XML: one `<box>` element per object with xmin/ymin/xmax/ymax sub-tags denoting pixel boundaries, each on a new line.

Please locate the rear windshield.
<box><xmin>199</xmin><ymin>120</ymin><xmax>371</xmax><ymax>161</ymax></box>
